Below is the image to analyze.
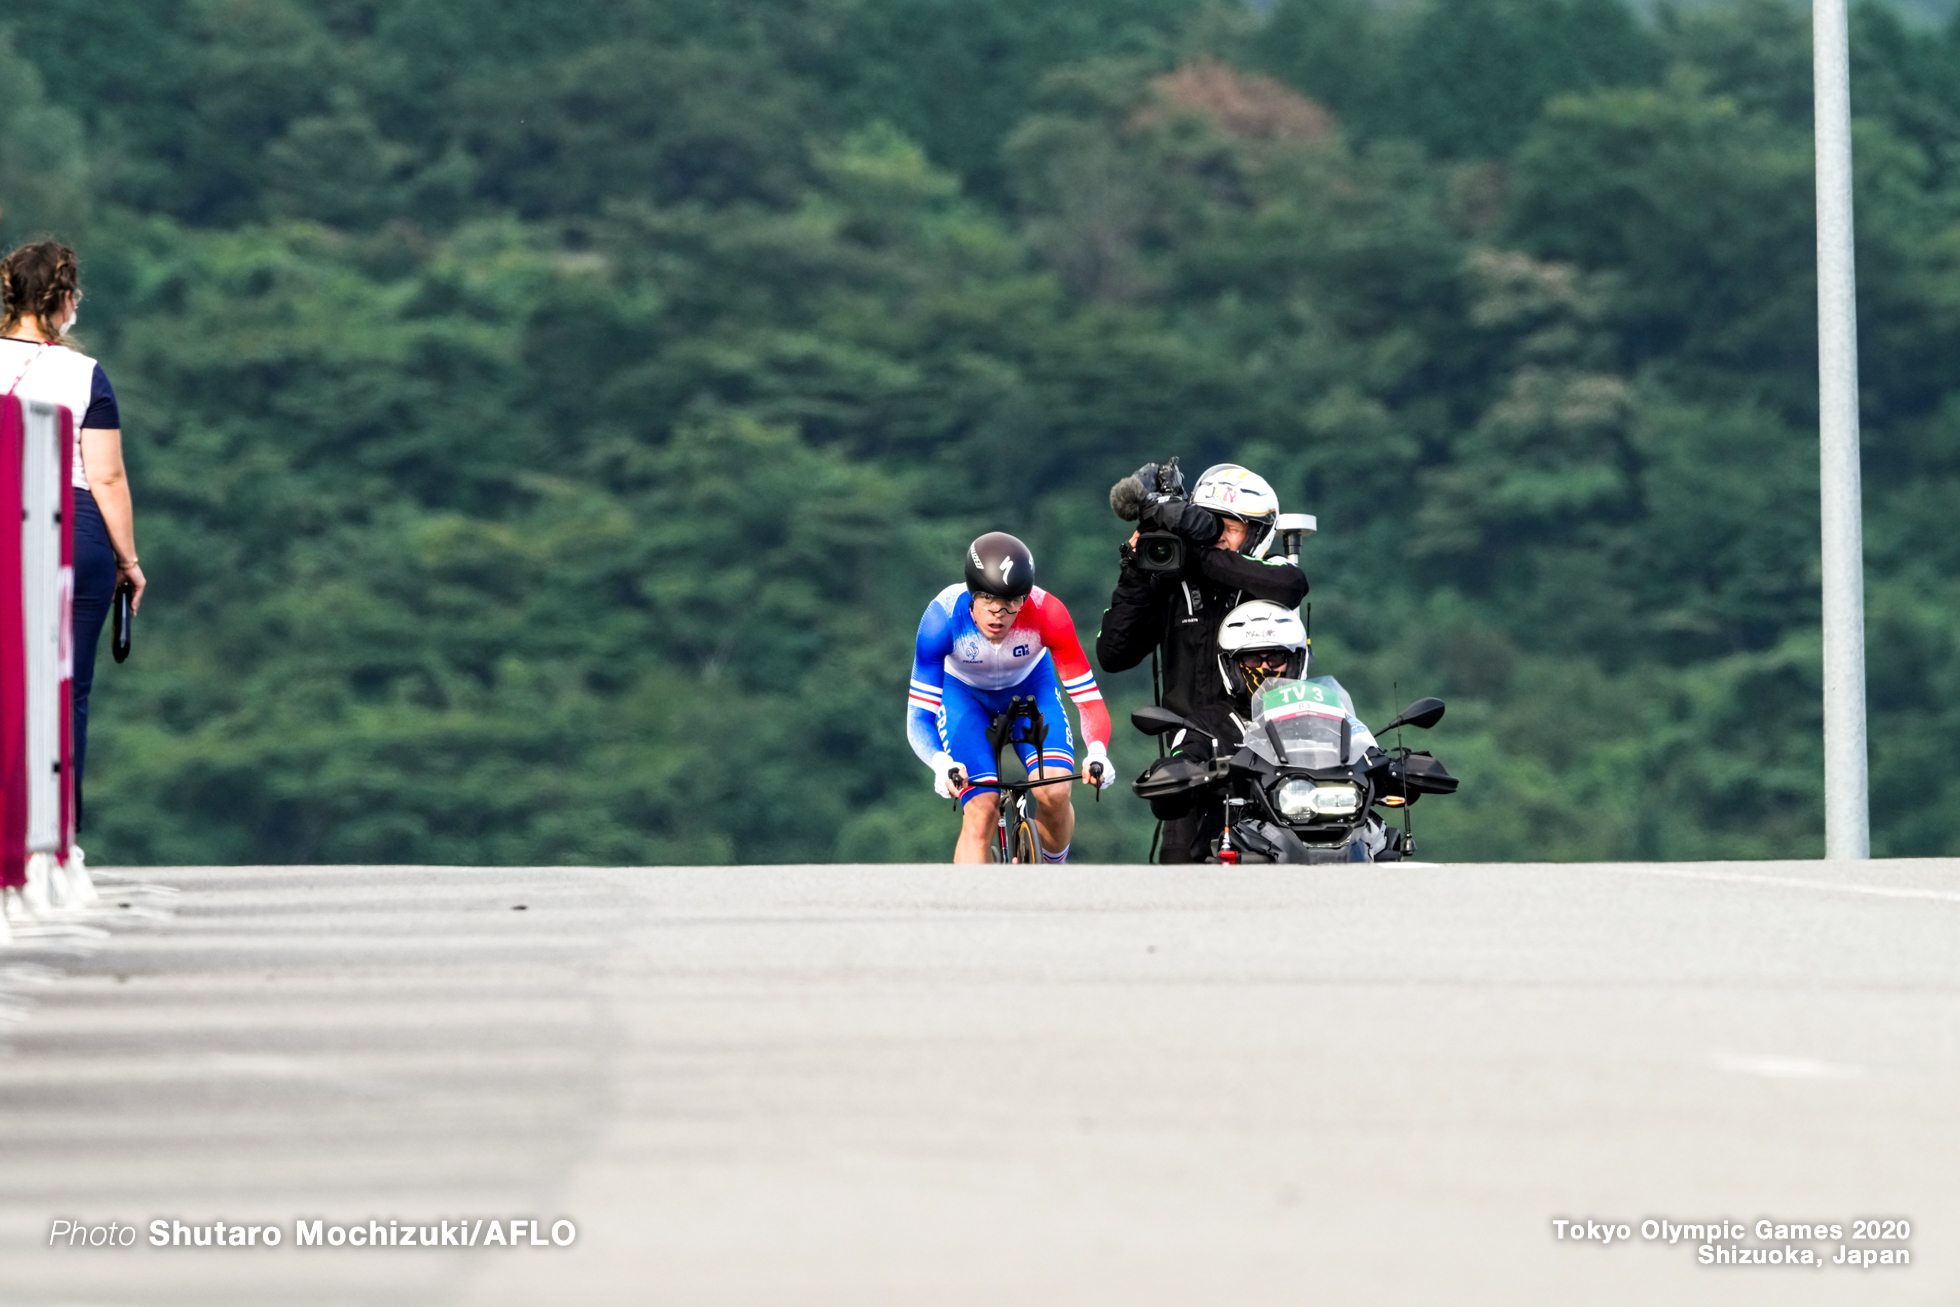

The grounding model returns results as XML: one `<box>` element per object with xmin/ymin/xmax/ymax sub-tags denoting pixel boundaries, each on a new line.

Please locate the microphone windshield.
<box><xmin>1110</xmin><ymin>476</ymin><xmax>1147</xmax><ymax>521</ymax></box>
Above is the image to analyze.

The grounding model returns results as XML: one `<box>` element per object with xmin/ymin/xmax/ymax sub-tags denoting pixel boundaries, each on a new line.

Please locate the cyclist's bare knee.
<box><xmin>1032</xmin><ymin>771</ymin><xmax>1073</xmax><ymax>816</ymax></box>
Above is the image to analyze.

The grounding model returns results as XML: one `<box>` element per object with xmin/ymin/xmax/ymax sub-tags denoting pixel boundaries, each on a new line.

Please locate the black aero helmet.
<box><xmin>965</xmin><ymin>531</ymin><xmax>1035</xmax><ymax>599</ymax></box>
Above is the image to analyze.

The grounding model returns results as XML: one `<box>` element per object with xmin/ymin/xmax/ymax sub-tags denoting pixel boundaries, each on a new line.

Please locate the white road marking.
<box><xmin>1576</xmin><ymin>862</ymin><xmax>1960</xmax><ymax>905</ymax></box>
<box><xmin>1713</xmin><ymin>1054</ymin><xmax>1866</xmax><ymax>1080</ymax></box>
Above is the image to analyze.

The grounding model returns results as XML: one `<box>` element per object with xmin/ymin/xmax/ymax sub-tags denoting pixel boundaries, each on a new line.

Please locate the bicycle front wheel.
<box><xmin>1011</xmin><ymin>800</ymin><xmax>1044</xmax><ymax>866</ymax></box>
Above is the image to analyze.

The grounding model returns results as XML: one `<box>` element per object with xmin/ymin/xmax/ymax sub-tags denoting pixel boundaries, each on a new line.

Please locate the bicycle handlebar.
<box><xmin>948</xmin><ymin>763</ymin><xmax>1106</xmax><ymax>800</ymax></box>
<box><xmin>955</xmin><ymin>772</ymin><xmax>1084</xmax><ymax>794</ymax></box>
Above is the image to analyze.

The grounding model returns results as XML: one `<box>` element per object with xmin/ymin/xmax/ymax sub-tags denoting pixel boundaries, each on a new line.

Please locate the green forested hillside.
<box><xmin>5</xmin><ymin>0</ymin><xmax>1960</xmax><ymax>863</ymax></box>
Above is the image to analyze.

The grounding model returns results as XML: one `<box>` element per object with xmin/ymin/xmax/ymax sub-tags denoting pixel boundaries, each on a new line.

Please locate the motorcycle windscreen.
<box><xmin>1243</xmin><ymin>676</ymin><xmax>1355</xmax><ymax>769</ymax></box>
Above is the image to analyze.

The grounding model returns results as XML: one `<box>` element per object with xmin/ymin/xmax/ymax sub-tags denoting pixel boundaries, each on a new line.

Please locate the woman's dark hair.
<box><xmin>0</xmin><ymin>240</ymin><xmax>80</xmax><ymax>341</ymax></box>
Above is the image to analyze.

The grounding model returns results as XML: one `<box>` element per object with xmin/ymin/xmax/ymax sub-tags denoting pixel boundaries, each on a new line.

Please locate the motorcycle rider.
<box><xmin>1214</xmin><ymin>599</ymin><xmax>1388</xmax><ymax>861</ymax></box>
<box><xmin>1216</xmin><ymin>599</ymin><xmax>1310</xmax><ymax>708</ymax></box>
<box><xmin>908</xmin><ymin>532</ymin><xmax>1115</xmax><ymax>864</ymax></box>
<box><xmin>1097</xmin><ymin>463</ymin><xmax>1307</xmax><ymax>862</ymax></box>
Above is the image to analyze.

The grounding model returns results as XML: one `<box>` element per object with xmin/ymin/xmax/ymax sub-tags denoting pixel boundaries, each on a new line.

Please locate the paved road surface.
<box><xmin>1</xmin><ymin>860</ymin><xmax>1956</xmax><ymax>1306</ymax></box>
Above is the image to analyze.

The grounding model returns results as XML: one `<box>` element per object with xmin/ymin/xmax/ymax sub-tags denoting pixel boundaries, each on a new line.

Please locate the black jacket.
<box><xmin>1096</xmin><ymin>545</ymin><xmax>1308</xmax><ymax>749</ymax></box>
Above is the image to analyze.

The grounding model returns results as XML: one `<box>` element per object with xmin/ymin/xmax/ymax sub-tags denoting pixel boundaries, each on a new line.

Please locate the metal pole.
<box><xmin>1813</xmin><ymin>0</ymin><xmax>1870</xmax><ymax>860</ymax></box>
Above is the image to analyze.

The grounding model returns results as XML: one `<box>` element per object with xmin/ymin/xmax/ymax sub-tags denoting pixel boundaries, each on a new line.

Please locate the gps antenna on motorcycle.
<box><xmin>1275</xmin><ymin>513</ymin><xmax>1315</xmax><ymax>566</ymax></box>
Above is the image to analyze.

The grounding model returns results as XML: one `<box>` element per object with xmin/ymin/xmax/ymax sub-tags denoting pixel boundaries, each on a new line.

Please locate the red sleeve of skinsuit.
<box><xmin>1034</xmin><ymin>591</ymin><xmax>1111</xmax><ymax>749</ymax></box>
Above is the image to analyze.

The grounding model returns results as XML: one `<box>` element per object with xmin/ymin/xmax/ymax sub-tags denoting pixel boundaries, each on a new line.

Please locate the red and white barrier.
<box><xmin>1</xmin><ymin>392</ymin><xmax>90</xmax><ymax>939</ymax></box>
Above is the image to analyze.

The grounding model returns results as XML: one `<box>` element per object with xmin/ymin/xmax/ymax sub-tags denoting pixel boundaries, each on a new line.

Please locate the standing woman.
<box><xmin>1</xmin><ymin>241</ymin><xmax>144</xmax><ymax>831</ymax></box>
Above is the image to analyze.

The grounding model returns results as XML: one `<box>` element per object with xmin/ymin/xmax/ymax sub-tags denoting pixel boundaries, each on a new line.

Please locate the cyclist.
<box><xmin>908</xmin><ymin>532</ymin><xmax>1114</xmax><ymax>863</ymax></box>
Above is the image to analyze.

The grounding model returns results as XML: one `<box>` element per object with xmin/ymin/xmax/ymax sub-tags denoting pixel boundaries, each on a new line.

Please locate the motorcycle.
<box><xmin>1130</xmin><ymin>675</ymin><xmax>1458</xmax><ymax>864</ymax></box>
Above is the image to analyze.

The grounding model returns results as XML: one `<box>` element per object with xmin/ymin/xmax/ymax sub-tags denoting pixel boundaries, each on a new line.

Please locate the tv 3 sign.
<box><xmin>1267</xmin><ymin>682</ymin><xmax>1341</xmax><ymax>719</ymax></box>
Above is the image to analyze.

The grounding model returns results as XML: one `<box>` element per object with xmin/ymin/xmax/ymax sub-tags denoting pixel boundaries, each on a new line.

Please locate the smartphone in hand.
<box><xmin>112</xmin><ymin>582</ymin><xmax>133</xmax><ymax>663</ymax></box>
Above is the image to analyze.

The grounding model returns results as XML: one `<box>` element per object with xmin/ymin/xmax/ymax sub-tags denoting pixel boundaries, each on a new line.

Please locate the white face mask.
<box><xmin>59</xmin><ymin>311</ymin><xmax>76</xmax><ymax>336</ymax></box>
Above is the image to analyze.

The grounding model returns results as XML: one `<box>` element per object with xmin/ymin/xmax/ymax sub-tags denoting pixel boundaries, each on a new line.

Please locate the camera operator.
<box><xmin>1097</xmin><ymin>461</ymin><xmax>1306</xmax><ymax>863</ymax></box>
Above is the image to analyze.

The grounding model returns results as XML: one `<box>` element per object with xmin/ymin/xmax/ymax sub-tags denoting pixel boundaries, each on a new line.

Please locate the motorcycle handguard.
<box><xmin>1402</xmin><ymin>751</ymin><xmax>1459</xmax><ymax>795</ymax></box>
<box><xmin>1134</xmin><ymin>755</ymin><xmax>1229</xmax><ymax>821</ymax></box>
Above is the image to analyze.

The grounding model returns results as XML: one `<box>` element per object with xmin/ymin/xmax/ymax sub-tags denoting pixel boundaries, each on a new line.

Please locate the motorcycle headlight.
<box><xmin>1310</xmin><ymin>784</ymin><xmax>1361</xmax><ymax>816</ymax></box>
<box><xmin>1273</xmin><ymin>779</ymin><xmax>1317</xmax><ymax>819</ymax></box>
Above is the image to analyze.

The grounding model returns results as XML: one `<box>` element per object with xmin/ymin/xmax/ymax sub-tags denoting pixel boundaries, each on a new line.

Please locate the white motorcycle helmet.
<box><xmin>1216</xmin><ymin>600</ymin><xmax>1309</xmax><ymax>698</ymax></box>
<box><xmin>1190</xmin><ymin>464</ymin><xmax>1281</xmax><ymax>556</ymax></box>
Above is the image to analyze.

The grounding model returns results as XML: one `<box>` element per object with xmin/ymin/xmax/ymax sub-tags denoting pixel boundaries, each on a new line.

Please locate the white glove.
<box><xmin>929</xmin><ymin>751</ymin><xmax>966</xmax><ymax>799</ymax></box>
<box><xmin>1083</xmin><ymin>742</ymin><xmax>1115</xmax><ymax>789</ymax></box>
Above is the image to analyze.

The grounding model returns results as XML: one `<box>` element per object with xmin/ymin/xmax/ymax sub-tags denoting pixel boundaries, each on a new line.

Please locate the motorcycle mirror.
<box><xmin>1383</xmin><ymin>697</ymin><xmax>1445</xmax><ymax>732</ymax></box>
<box><xmin>1131</xmin><ymin>706</ymin><xmax>1201</xmax><ymax>737</ymax></box>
